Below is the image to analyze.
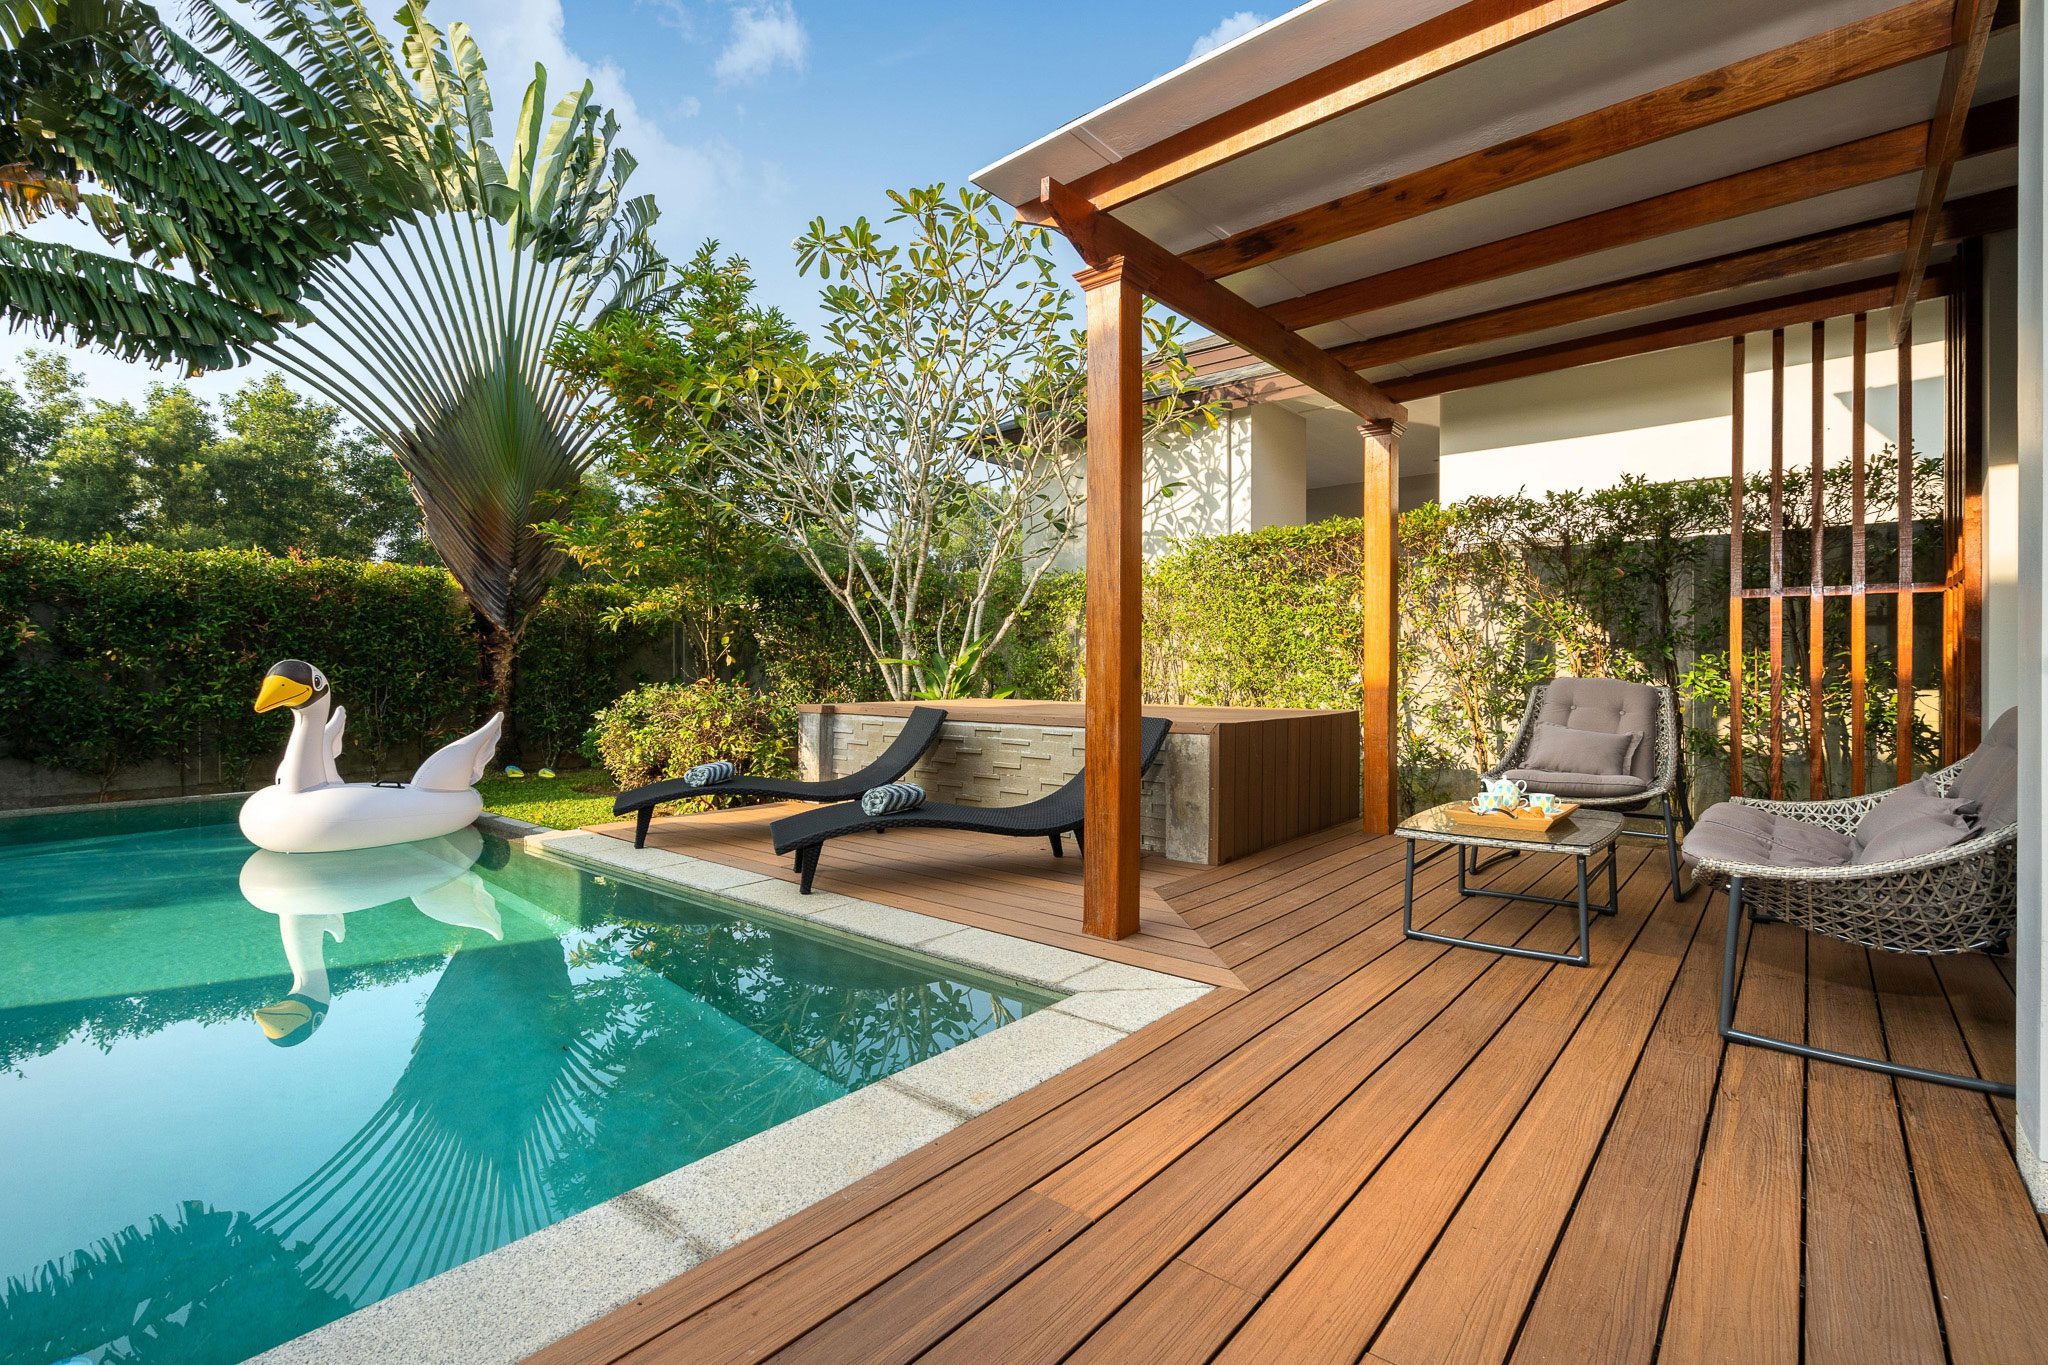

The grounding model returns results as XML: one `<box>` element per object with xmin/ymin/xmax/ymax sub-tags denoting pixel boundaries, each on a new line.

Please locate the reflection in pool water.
<box><xmin>0</xmin><ymin>800</ymin><xmax>1048</xmax><ymax>1363</ymax></box>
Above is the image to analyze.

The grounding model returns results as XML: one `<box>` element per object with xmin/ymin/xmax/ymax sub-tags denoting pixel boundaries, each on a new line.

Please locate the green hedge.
<box><xmin>0</xmin><ymin>535</ymin><xmax>666</xmax><ymax>785</ymax></box>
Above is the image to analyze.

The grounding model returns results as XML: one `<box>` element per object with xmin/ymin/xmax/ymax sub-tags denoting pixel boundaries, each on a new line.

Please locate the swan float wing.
<box><xmin>411</xmin><ymin>713</ymin><xmax>504</xmax><ymax>792</ymax></box>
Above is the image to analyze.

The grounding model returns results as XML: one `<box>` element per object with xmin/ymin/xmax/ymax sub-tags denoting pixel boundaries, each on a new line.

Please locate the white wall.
<box><xmin>1434</xmin><ymin>303</ymin><xmax>1950</xmax><ymax>504</ymax></box>
<box><xmin>1986</xmin><ymin>228</ymin><xmax>2023</xmax><ymax>725</ymax></box>
<box><xmin>2012</xmin><ymin>0</ymin><xmax>2048</xmax><ymax>1210</ymax></box>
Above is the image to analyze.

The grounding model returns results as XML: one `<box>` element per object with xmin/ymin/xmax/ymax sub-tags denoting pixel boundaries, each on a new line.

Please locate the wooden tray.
<box><xmin>1444</xmin><ymin>801</ymin><xmax>1580</xmax><ymax>832</ymax></box>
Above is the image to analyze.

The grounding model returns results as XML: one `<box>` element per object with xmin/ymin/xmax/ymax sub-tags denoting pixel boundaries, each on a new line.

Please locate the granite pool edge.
<box><xmin>251</xmin><ymin>815</ymin><xmax>1214</xmax><ymax>1365</ymax></box>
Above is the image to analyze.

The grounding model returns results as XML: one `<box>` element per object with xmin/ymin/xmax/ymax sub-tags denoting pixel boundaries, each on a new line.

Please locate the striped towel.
<box><xmin>861</xmin><ymin>782</ymin><xmax>925</xmax><ymax>816</ymax></box>
<box><xmin>682</xmin><ymin>760</ymin><xmax>736</xmax><ymax>787</ymax></box>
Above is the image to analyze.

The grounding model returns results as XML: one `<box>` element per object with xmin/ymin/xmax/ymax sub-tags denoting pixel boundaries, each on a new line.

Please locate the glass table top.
<box><xmin>1398</xmin><ymin>801</ymin><xmax>1627</xmax><ymax>853</ymax></box>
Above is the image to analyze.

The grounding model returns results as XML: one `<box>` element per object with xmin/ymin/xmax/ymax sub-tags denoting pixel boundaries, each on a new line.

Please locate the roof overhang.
<box><xmin>974</xmin><ymin>0</ymin><xmax>2017</xmax><ymax>407</ymax></box>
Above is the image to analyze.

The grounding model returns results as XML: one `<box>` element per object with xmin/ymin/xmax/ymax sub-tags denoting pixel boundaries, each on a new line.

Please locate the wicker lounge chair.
<box><xmin>770</xmin><ymin>716</ymin><xmax>1174</xmax><ymax>894</ymax></box>
<box><xmin>613</xmin><ymin>705</ymin><xmax>948</xmax><ymax>849</ymax></box>
<box><xmin>1683</xmin><ymin>707</ymin><xmax>2019</xmax><ymax>1095</ymax></box>
<box><xmin>1483</xmin><ymin>678</ymin><xmax>1691</xmax><ymax>900</ymax></box>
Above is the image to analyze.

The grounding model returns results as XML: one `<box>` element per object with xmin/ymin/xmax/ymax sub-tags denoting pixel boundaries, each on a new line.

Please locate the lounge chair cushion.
<box><xmin>1950</xmin><ymin>706</ymin><xmax>2019</xmax><ymax>830</ymax></box>
<box><xmin>684</xmin><ymin>760</ymin><xmax>736</xmax><ymax>787</ymax></box>
<box><xmin>1522</xmin><ymin>723</ymin><xmax>1638</xmax><ymax>777</ymax></box>
<box><xmin>1530</xmin><ymin>677</ymin><xmax>1661</xmax><ymax>784</ymax></box>
<box><xmin>1500</xmin><ymin>769</ymin><xmax>1653</xmax><ymax>801</ymax></box>
<box><xmin>1681</xmin><ymin>801</ymin><xmax>1853</xmax><ymax>870</ymax></box>
<box><xmin>1852</xmin><ymin>809</ymin><xmax>1976</xmax><ymax>865</ymax></box>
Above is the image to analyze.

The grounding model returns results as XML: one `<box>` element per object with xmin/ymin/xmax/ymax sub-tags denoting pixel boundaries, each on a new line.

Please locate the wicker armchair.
<box><xmin>1685</xmin><ymin>750</ymin><xmax>2019</xmax><ymax>1096</ymax></box>
<box><xmin>1484</xmin><ymin>679</ymin><xmax>1690</xmax><ymax>900</ymax></box>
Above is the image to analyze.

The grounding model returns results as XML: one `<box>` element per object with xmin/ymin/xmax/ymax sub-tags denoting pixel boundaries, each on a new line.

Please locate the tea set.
<box><xmin>1470</xmin><ymin>779</ymin><xmax>1562</xmax><ymax>818</ymax></box>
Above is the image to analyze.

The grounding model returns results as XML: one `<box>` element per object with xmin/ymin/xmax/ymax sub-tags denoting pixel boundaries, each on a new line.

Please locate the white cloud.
<box><xmin>715</xmin><ymin>2</ymin><xmax>808</xmax><ymax>86</ymax></box>
<box><xmin>1189</xmin><ymin>10</ymin><xmax>1268</xmax><ymax>60</ymax></box>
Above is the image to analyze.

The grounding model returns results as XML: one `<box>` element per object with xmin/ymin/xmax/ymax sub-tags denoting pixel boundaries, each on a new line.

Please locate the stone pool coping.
<box><xmin>253</xmin><ymin>815</ymin><xmax>1214</xmax><ymax>1365</ymax></box>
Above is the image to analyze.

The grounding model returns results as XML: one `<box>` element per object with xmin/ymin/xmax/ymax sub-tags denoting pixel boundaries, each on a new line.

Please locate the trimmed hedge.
<box><xmin>0</xmin><ymin>535</ymin><xmax>666</xmax><ymax>787</ymax></box>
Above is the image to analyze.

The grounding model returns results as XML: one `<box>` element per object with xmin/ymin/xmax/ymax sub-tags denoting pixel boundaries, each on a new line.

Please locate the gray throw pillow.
<box><xmin>1522</xmin><ymin>722</ymin><xmax>1635</xmax><ymax>777</ymax></box>
<box><xmin>1951</xmin><ymin>707</ymin><xmax>2019</xmax><ymax>830</ymax></box>
<box><xmin>1853</xmin><ymin>810</ymin><xmax>1976</xmax><ymax>865</ymax></box>
<box><xmin>1852</xmin><ymin>776</ymin><xmax>1978</xmax><ymax>855</ymax></box>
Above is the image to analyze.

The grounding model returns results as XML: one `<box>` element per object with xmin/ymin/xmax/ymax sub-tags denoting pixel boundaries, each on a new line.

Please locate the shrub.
<box><xmin>587</xmin><ymin>679</ymin><xmax>799</xmax><ymax>799</ymax></box>
<box><xmin>516</xmin><ymin>582</ymin><xmax>665</xmax><ymax>766</ymax></box>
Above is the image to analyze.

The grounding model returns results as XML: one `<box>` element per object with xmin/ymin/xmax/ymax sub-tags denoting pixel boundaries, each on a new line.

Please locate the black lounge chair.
<box><xmin>613</xmin><ymin>705</ymin><xmax>949</xmax><ymax>849</ymax></box>
<box><xmin>770</xmin><ymin>716</ymin><xmax>1173</xmax><ymax>894</ymax></box>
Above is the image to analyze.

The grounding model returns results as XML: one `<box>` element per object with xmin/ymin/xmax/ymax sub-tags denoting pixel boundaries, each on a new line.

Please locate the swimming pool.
<box><xmin>0</xmin><ymin>799</ymin><xmax>1051</xmax><ymax>1364</ymax></box>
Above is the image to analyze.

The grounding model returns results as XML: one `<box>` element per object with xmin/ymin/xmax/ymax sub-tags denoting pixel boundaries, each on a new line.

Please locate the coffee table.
<box><xmin>1396</xmin><ymin>802</ymin><xmax>1628</xmax><ymax>967</ymax></box>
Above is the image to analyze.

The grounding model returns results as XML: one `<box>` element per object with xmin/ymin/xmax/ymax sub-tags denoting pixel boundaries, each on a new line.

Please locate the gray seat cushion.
<box><xmin>1501</xmin><ymin>768</ymin><xmax>1655</xmax><ymax>800</ymax></box>
<box><xmin>1950</xmin><ymin>706</ymin><xmax>2019</xmax><ymax>830</ymax></box>
<box><xmin>1529</xmin><ymin>678</ymin><xmax>1661</xmax><ymax>785</ymax></box>
<box><xmin>1522</xmin><ymin>723</ymin><xmax>1638</xmax><ymax>777</ymax></box>
<box><xmin>1853</xmin><ymin>810</ymin><xmax>1975</xmax><ymax>865</ymax></box>
<box><xmin>1681</xmin><ymin>801</ymin><xmax>1853</xmax><ymax>870</ymax></box>
<box><xmin>1851</xmin><ymin>774</ymin><xmax>1978</xmax><ymax>856</ymax></box>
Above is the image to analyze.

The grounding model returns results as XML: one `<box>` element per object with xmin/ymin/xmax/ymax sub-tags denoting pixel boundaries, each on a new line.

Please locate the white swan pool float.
<box><xmin>239</xmin><ymin>659</ymin><xmax>503</xmax><ymax>854</ymax></box>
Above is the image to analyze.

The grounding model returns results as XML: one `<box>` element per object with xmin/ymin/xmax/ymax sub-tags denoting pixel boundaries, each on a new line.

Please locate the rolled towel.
<box><xmin>861</xmin><ymin>782</ymin><xmax>925</xmax><ymax>816</ymax></box>
<box><xmin>683</xmin><ymin>760</ymin><xmax>737</xmax><ymax>787</ymax></box>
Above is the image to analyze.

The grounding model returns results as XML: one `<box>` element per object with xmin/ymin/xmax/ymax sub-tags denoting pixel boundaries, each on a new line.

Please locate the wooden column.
<box><xmin>1730</xmin><ymin>335</ymin><xmax>1746</xmax><ymax>798</ymax></box>
<box><xmin>1080</xmin><ymin>259</ymin><xmax>1144</xmax><ymax>940</ymax></box>
<box><xmin>1943</xmin><ymin>241</ymin><xmax>1986</xmax><ymax>762</ymax></box>
<box><xmin>1360</xmin><ymin>419</ymin><xmax>1403</xmax><ymax>835</ymax></box>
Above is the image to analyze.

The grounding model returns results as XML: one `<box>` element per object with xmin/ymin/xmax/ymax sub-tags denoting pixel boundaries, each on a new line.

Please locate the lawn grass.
<box><xmin>478</xmin><ymin>770</ymin><xmax>618</xmax><ymax>830</ymax></box>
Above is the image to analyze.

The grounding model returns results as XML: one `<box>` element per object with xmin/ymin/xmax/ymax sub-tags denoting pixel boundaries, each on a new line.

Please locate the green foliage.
<box><xmin>742</xmin><ymin>560</ymin><xmax>883</xmax><ymax>700</ymax></box>
<box><xmin>586</xmin><ymin>678</ymin><xmax>799</xmax><ymax>800</ymax></box>
<box><xmin>995</xmin><ymin>569</ymin><xmax>1083</xmax><ymax>701</ymax></box>
<box><xmin>514</xmin><ymin>582</ymin><xmax>663</xmax><ymax>765</ymax></box>
<box><xmin>0</xmin><ymin>353</ymin><xmax>427</xmax><ymax>560</ymax></box>
<box><xmin>0</xmin><ymin>0</ymin><xmax>408</xmax><ymax>369</ymax></box>
<box><xmin>0</xmin><ymin>535</ymin><xmax>667</xmax><ymax>787</ymax></box>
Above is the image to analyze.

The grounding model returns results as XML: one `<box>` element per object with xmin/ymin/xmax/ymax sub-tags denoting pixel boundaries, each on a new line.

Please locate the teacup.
<box><xmin>1527</xmin><ymin>792</ymin><xmax>1560</xmax><ymax>817</ymax></box>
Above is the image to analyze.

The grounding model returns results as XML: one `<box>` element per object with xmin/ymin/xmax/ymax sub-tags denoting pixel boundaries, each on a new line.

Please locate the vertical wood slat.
<box><xmin>1896</xmin><ymin>321</ymin><xmax>1915</xmax><ymax>787</ymax></box>
<box><xmin>1768</xmin><ymin>328</ymin><xmax>1786</xmax><ymax>800</ymax></box>
<box><xmin>1850</xmin><ymin>314</ymin><xmax>1869</xmax><ymax>795</ymax></box>
<box><xmin>1080</xmin><ymin>260</ymin><xmax>1143</xmax><ymax>940</ymax></box>
<box><xmin>1360</xmin><ymin>420</ymin><xmax>1402</xmax><ymax>836</ymax></box>
<box><xmin>1729</xmin><ymin>335</ymin><xmax>1746</xmax><ymax>799</ymax></box>
<box><xmin>1942</xmin><ymin>243</ymin><xmax>1986</xmax><ymax>763</ymax></box>
<box><xmin>1809</xmin><ymin>320</ymin><xmax>1827</xmax><ymax>798</ymax></box>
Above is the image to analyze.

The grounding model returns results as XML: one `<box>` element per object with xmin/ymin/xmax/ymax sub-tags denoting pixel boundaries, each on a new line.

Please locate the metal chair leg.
<box><xmin>1662</xmin><ymin>800</ymin><xmax>1693</xmax><ymax>901</ymax></box>
<box><xmin>1717</xmin><ymin>878</ymin><xmax>2014</xmax><ymax>1095</ymax></box>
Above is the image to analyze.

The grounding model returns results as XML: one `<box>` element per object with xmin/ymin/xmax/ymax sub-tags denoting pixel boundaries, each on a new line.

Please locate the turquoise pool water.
<box><xmin>0</xmin><ymin>800</ymin><xmax>1049</xmax><ymax>1364</ymax></box>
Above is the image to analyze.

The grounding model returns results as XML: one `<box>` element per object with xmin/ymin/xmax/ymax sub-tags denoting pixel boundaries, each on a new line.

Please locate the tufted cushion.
<box><xmin>1522</xmin><ymin>723</ymin><xmax>1637</xmax><ymax>777</ymax></box>
<box><xmin>1950</xmin><ymin>706</ymin><xmax>2019</xmax><ymax>831</ymax></box>
<box><xmin>1531</xmin><ymin>678</ymin><xmax>1660</xmax><ymax>783</ymax></box>
<box><xmin>1501</xmin><ymin>769</ymin><xmax>1654</xmax><ymax>800</ymax></box>
<box><xmin>1681</xmin><ymin>801</ymin><xmax>1853</xmax><ymax>870</ymax></box>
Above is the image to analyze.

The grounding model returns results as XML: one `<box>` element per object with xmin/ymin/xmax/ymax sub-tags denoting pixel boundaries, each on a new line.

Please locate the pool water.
<box><xmin>0</xmin><ymin>800</ymin><xmax>1049</xmax><ymax>1364</ymax></box>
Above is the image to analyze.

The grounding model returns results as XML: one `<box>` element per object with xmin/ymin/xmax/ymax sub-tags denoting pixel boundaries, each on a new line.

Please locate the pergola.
<box><xmin>972</xmin><ymin>0</ymin><xmax>2019</xmax><ymax>942</ymax></box>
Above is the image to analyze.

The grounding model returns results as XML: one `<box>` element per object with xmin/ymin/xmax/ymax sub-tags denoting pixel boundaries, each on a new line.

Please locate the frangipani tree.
<box><xmin>243</xmin><ymin>1</ymin><xmax>674</xmax><ymax>708</ymax></box>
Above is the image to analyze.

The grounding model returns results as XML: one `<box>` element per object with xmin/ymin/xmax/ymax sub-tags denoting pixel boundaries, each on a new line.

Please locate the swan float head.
<box><xmin>254</xmin><ymin>659</ymin><xmax>329</xmax><ymax>714</ymax></box>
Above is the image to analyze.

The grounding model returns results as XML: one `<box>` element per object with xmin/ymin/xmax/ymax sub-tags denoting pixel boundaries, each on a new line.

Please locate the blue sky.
<box><xmin>5</xmin><ymin>1</ymin><xmax>1274</xmax><ymax>404</ymax></box>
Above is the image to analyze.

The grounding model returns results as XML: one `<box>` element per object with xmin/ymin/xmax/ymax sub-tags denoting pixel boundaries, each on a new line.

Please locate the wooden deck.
<box><xmin>544</xmin><ymin>817</ymin><xmax>2048</xmax><ymax>1364</ymax></box>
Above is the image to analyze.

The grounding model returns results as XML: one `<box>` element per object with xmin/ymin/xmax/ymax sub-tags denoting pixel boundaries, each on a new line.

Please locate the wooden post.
<box><xmin>1080</xmin><ymin>259</ymin><xmax>1143</xmax><ymax>940</ymax></box>
<box><xmin>1898</xmin><ymin>318</ymin><xmax>1916</xmax><ymax>787</ymax></box>
<box><xmin>1850</xmin><ymin>313</ymin><xmax>1869</xmax><ymax>794</ymax></box>
<box><xmin>1360</xmin><ymin>419</ymin><xmax>1403</xmax><ymax>835</ymax></box>
<box><xmin>1730</xmin><ymin>334</ymin><xmax>1746</xmax><ymax>799</ymax></box>
<box><xmin>1943</xmin><ymin>242</ymin><xmax>1986</xmax><ymax>763</ymax></box>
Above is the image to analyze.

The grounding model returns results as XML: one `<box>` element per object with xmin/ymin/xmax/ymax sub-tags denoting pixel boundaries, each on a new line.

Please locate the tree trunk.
<box><xmin>476</xmin><ymin>612</ymin><xmax>523</xmax><ymax>759</ymax></box>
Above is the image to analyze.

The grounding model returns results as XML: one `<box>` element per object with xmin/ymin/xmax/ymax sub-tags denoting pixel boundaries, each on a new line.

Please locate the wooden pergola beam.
<box><xmin>1270</xmin><ymin>97</ymin><xmax>2018</xmax><ymax>332</ymax></box>
<box><xmin>1328</xmin><ymin>189</ymin><xmax>2014</xmax><ymax>373</ymax></box>
<box><xmin>1038</xmin><ymin>177</ymin><xmax>1404</xmax><ymax>425</ymax></box>
<box><xmin>1891</xmin><ymin>0</ymin><xmax>2000</xmax><ymax>330</ymax></box>
<box><xmin>1379</xmin><ymin>268</ymin><xmax>1951</xmax><ymax>401</ymax></box>
<box><xmin>1014</xmin><ymin>0</ymin><xmax>1627</xmax><ymax>223</ymax></box>
<box><xmin>1181</xmin><ymin>0</ymin><xmax>1957</xmax><ymax>280</ymax></box>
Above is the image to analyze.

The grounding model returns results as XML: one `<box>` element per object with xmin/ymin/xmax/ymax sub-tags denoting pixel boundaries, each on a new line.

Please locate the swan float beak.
<box><xmin>254</xmin><ymin>675</ymin><xmax>311</xmax><ymax>713</ymax></box>
<box><xmin>254</xmin><ymin>659</ymin><xmax>324</xmax><ymax>713</ymax></box>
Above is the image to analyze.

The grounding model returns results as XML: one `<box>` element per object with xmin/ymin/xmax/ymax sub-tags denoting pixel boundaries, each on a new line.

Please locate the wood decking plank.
<box><xmin>1869</xmin><ymin>951</ymin><xmax>2048</xmax><ymax>1364</ymax></box>
<box><xmin>1368</xmin><ymin>877</ymin><xmax>1708</xmax><ymax>1364</ymax></box>
<box><xmin>1658</xmin><ymin>918</ymin><xmax>1807</xmax><ymax>1365</ymax></box>
<box><xmin>1800</xmin><ymin>936</ymin><xmax>1944</xmax><ymax>1362</ymax></box>
<box><xmin>1506</xmin><ymin>888</ymin><xmax>1735</xmax><ymax>1365</ymax></box>
<box><xmin>1209</xmin><ymin>859</ymin><xmax>1666</xmax><ymax>1362</ymax></box>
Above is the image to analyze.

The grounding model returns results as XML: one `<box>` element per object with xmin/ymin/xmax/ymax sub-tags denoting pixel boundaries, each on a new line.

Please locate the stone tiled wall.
<box><xmin>799</xmin><ymin>713</ymin><xmax>1212</xmax><ymax>863</ymax></box>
